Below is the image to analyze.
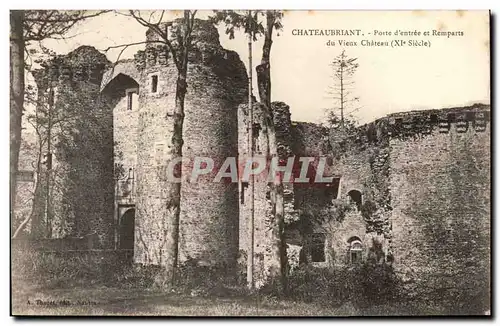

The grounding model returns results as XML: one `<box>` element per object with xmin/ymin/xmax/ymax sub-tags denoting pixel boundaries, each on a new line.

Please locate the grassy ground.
<box><xmin>11</xmin><ymin>281</ymin><xmax>451</xmax><ymax>317</ymax></box>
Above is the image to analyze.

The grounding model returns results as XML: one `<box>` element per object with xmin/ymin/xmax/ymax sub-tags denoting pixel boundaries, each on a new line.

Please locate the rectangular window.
<box><xmin>251</xmin><ymin>123</ymin><xmax>261</xmax><ymax>153</ymax></box>
<box><xmin>240</xmin><ymin>182</ymin><xmax>249</xmax><ymax>204</ymax></box>
<box><xmin>154</xmin><ymin>143</ymin><xmax>164</xmax><ymax>166</ymax></box>
<box><xmin>126</xmin><ymin>88</ymin><xmax>138</xmax><ymax>111</ymax></box>
<box><xmin>127</xmin><ymin>92</ymin><xmax>133</xmax><ymax>110</ymax></box>
<box><xmin>151</xmin><ymin>75</ymin><xmax>158</xmax><ymax>93</ymax></box>
<box><xmin>351</xmin><ymin>251</ymin><xmax>362</xmax><ymax>264</ymax></box>
<box><xmin>310</xmin><ymin>233</ymin><xmax>326</xmax><ymax>262</ymax></box>
<box><xmin>325</xmin><ymin>178</ymin><xmax>341</xmax><ymax>199</ymax></box>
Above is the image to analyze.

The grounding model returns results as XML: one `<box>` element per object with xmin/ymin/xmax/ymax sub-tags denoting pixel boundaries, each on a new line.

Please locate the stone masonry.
<box><xmin>30</xmin><ymin>46</ymin><xmax>114</xmax><ymax>247</ymax></box>
<box><xmin>18</xmin><ymin>18</ymin><xmax>490</xmax><ymax>301</ymax></box>
<box><xmin>102</xmin><ymin>19</ymin><xmax>247</xmax><ymax>267</ymax></box>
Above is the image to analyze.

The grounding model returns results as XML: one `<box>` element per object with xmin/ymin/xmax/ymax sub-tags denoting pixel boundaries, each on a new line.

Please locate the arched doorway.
<box><xmin>119</xmin><ymin>208</ymin><xmax>135</xmax><ymax>250</ymax></box>
<box><xmin>347</xmin><ymin>189</ymin><xmax>363</xmax><ymax>210</ymax></box>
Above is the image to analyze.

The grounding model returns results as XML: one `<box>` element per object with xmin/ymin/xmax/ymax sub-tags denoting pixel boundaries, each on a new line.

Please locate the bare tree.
<box><xmin>212</xmin><ymin>10</ymin><xmax>287</xmax><ymax>293</ymax></box>
<box><xmin>23</xmin><ymin>10</ymin><xmax>111</xmax><ymax>42</ymax></box>
<box><xmin>325</xmin><ymin>50</ymin><xmax>360</xmax><ymax>134</ymax></box>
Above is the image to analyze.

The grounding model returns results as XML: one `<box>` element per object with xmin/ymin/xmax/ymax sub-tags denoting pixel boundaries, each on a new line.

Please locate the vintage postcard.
<box><xmin>10</xmin><ymin>10</ymin><xmax>491</xmax><ymax>316</ymax></box>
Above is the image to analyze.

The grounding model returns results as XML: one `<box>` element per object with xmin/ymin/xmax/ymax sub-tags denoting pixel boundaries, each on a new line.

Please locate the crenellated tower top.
<box><xmin>33</xmin><ymin>46</ymin><xmax>110</xmax><ymax>90</ymax></box>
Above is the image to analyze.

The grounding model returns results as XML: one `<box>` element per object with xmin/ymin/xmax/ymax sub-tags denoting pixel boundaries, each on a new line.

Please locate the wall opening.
<box><xmin>348</xmin><ymin>236</ymin><xmax>363</xmax><ymax>265</ymax></box>
<box><xmin>154</xmin><ymin>142</ymin><xmax>165</xmax><ymax>166</ymax></box>
<box><xmin>252</xmin><ymin>123</ymin><xmax>261</xmax><ymax>153</ymax></box>
<box><xmin>101</xmin><ymin>73</ymin><xmax>140</xmax><ymax>111</ymax></box>
<box><xmin>310</xmin><ymin>233</ymin><xmax>326</xmax><ymax>262</ymax></box>
<box><xmin>119</xmin><ymin>208</ymin><xmax>135</xmax><ymax>250</ymax></box>
<box><xmin>126</xmin><ymin>89</ymin><xmax>138</xmax><ymax>111</ymax></box>
<box><xmin>151</xmin><ymin>75</ymin><xmax>158</xmax><ymax>93</ymax></box>
<box><xmin>127</xmin><ymin>90</ymin><xmax>138</xmax><ymax>111</ymax></box>
<box><xmin>240</xmin><ymin>181</ymin><xmax>249</xmax><ymax>204</ymax></box>
<box><xmin>347</xmin><ymin>189</ymin><xmax>363</xmax><ymax>210</ymax></box>
<box><xmin>326</xmin><ymin>178</ymin><xmax>341</xmax><ymax>200</ymax></box>
<box><xmin>127</xmin><ymin>92</ymin><xmax>133</xmax><ymax>110</ymax></box>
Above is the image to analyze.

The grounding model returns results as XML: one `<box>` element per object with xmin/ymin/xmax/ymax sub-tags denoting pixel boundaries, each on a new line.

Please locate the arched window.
<box><xmin>347</xmin><ymin>189</ymin><xmax>363</xmax><ymax>210</ymax></box>
<box><xmin>348</xmin><ymin>236</ymin><xmax>363</xmax><ymax>264</ymax></box>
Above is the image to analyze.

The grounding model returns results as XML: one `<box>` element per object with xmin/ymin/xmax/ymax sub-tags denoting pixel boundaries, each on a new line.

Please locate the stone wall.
<box><xmin>133</xmin><ymin>35</ymin><xmax>178</xmax><ymax>265</ymax></box>
<box><xmin>238</xmin><ymin>101</ymin><xmax>274</xmax><ymax>285</ymax></box>
<box><xmin>238</xmin><ymin>101</ymin><xmax>296</xmax><ymax>286</ymax></box>
<box><xmin>102</xmin><ymin>60</ymin><xmax>140</xmax><ymax>202</ymax></box>
<box><xmin>388</xmin><ymin>105</ymin><xmax>490</xmax><ymax>303</ymax></box>
<box><xmin>285</xmin><ymin>104</ymin><xmax>490</xmax><ymax>297</ymax></box>
<box><xmin>101</xmin><ymin>59</ymin><xmax>141</xmax><ymax>248</ymax></box>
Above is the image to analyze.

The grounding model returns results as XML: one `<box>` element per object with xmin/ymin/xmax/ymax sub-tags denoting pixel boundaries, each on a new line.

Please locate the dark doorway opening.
<box><xmin>347</xmin><ymin>189</ymin><xmax>363</xmax><ymax>210</ymax></box>
<box><xmin>119</xmin><ymin>208</ymin><xmax>135</xmax><ymax>250</ymax></box>
<box><xmin>310</xmin><ymin>233</ymin><xmax>326</xmax><ymax>262</ymax></box>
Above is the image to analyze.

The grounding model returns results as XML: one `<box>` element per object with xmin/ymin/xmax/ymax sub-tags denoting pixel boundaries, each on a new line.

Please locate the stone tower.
<box><xmin>32</xmin><ymin>46</ymin><xmax>113</xmax><ymax>246</ymax></box>
<box><xmin>133</xmin><ymin>19</ymin><xmax>247</xmax><ymax>268</ymax></box>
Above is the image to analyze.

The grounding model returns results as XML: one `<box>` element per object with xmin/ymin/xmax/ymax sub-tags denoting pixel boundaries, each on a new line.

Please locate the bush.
<box><xmin>173</xmin><ymin>258</ymin><xmax>247</xmax><ymax>297</ymax></box>
<box><xmin>284</xmin><ymin>265</ymin><xmax>358</xmax><ymax>305</ymax></box>
<box><xmin>284</xmin><ymin>261</ymin><xmax>400</xmax><ymax>307</ymax></box>
<box><xmin>359</xmin><ymin>261</ymin><xmax>400</xmax><ymax>305</ymax></box>
<box><xmin>11</xmin><ymin>248</ymin><xmax>157</xmax><ymax>289</ymax></box>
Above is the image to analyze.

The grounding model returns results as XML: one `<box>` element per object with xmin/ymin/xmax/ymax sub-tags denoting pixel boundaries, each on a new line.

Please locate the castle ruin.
<box><xmin>19</xmin><ymin>18</ymin><xmax>490</xmax><ymax>299</ymax></box>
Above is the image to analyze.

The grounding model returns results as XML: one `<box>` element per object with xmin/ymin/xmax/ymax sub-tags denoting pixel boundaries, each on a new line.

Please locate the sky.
<box><xmin>39</xmin><ymin>10</ymin><xmax>490</xmax><ymax>124</ymax></box>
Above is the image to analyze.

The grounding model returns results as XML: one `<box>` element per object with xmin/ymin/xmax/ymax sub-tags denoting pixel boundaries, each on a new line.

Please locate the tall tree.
<box><xmin>326</xmin><ymin>50</ymin><xmax>360</xmax><ymax>135</ymax></box>
<box><xmin>128</xmin><ymin>10</ymin><xmax>197</xmax><ymax>287</ymax></box>
<box><xmin>10</xmin><ymin>10</ymin><xmax>25</xmax><ymax>226</ymax></box>
<box><xmin>256</xmin><ymin>11</ymin><xmax>287</xmax><ymax>294</ymax></box>
<box><xmin>212</xmin><ymin>10</ymin><xmax>287</xmax><ymax>293</ymax></box>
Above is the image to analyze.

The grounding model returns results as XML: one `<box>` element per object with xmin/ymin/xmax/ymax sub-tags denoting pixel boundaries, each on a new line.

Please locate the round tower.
<box><xmin>134</xmin><ymin>19</ymin><xmax>247</xmax><ymax>268</ymax></box>
<box><xmin>32</xmin><ymin>46</ymin><xmax>113</xmax><ymax>246</ymax></box>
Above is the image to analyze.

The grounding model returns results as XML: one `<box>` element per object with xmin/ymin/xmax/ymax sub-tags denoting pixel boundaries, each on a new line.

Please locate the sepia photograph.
<box><xmin>9</xmin><ymin>9</ymin><xmax>491</xmax><ymax>317</ymax></box>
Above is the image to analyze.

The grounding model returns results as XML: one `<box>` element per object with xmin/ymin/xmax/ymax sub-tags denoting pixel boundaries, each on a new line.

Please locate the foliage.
<box><xmin>283</xmin><ymin>198</ymin><xmax>300</xmax><ymax>225</ymax></box>
<box><xmin>326</xmin><ymin>113</ymin><xmax>359</xmax><ymax>136</ymax></box>
<box><xmin>278</xmin><ymin>254</ymin><xmax>400</xmax><ymax>308</ymax></box>
<box><xmin>11</xmin><ymin>247</ymin><xmax>158</xmax><ymax>289</ymax></box>
<box><xmin>286</xmin><ymin>244</ymin><xmax>302</xmax><ymax>275</ymax></box>
<box><xmin>173</xmin><ymin>258</ymin><xmax>246</xmax><ymax>297</ymax></box>
<box><xmin>210</xmin><ymin>10</ymin><xmax>283</xmax><ymax>41</ymax></box>
<box><xmin>23</xmin><ymin>10</ymin><xmax>111</xmax><ymax>72</ymax></box>
<box><xmin>310</xmin><ymin>198</ymin><xmax>355</xmax><ymax>232</ymax></box>
<box><xmin>320</xmin><ymin>198</ymin><xmax>355</xmax><ymax>225</ymax></box>
<box><xmin>23</xmin><ymin>10</ymin><xmax>111</xmax><ymax>42</ymax></box>
<box><xmin>360</xmin><ymin>199</ymin><xmax>378</xmax><ymax>221</ymax></box>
